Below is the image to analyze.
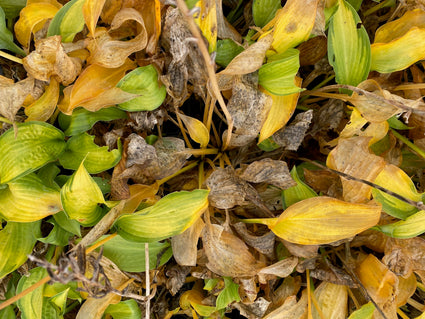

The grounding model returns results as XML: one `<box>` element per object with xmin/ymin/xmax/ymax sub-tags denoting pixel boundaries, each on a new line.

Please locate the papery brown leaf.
<box><xmin>233</xmin><ymin>222</ymin><xmax>276</xmax><ymax>259</ymax></box>
<box><xmin>23</xmin><ymin>36</ymin><xmax>82</xmax><ymax>85</ymax></box>
<box><xmin>58</xmin><ymin>60</ymin><xmax>136</xmax><ymax>114</ymax></box>
<box><xmin>263</xmin><ymin>290</ymin><xmax>308</xmax><ymax>319</ymax></box>
<box><xmin>280</xmin><ymin>239</ymin><xmax>319</xmax><ymax>258</ymax></box>
<box><xmin>383</xmin><ymin>237</ymin><xmax>425</xmax><ymax>277</ymax></box>
<box><xmin>310</xmin><ymin>260</ymin><xmax>356</xmax><ymax>288</ymax></box>
<box><xmin>171</xmin><ymin>218</ymin><xmax>205</xmax><ymax>267</ymax></box>
<box><xmin>166</xmin><ymin>265</ymin><xmax>191</xmax><ymax>296</ymax></box>
<box><xmin>227</xmin><ymin>76</ymin><xmax>272</xmax><ymax>136</ymax></box>
<box><xmin>312</xmin><ymin>281</ymin><xmax>348</xmax><ymax>319</ymax></box>
<box><xmin>216</xmin><ymin>0</ymin><xmax>242</xmax><ymax>43</ymax></box>
<box><xmin>239</xmin><ymin>158</ymin><xmax>296</xmax><ymax>189</ymax></box>
<box><xmin>258</xmin><ymin>257</ymin><xmax>298</xmax><ymax>283</ymax></box>
<box><xmin>234</xmin><ymin>297</ymin><xmax>271</xmax><ymax>318</ymax></box>
<box><xmin>327</xmin><ymin>136</ymin><xmax>386</xmax><ymax>203</ymax></box>
<box><xmin>303</xmin><ymin>168</ymin><xmax>343</xmax><ymax>199</ymax></box>
<box><xmin>237</xmin><ymin>277</ymin><xmax>258</xmax><ymax>304</ymax></box>
<box><xmin>120</xmin><ymin>134</ymin><xmax>190</xmax><ymax>184</ymax></box>
<box><xmin>272</xmin><ymin>110</ymin><xmax>313</xmax><ymax>151</ymax></box>
<box><xmin>298</xmin><ymin>35</ymin><xmax>327</xmax><ymax>66</ymax></box>
<box><xmin>351</xmin><ymin>229</ymin><xmax>388</xmax><ymax>253</ymax></box>
<box><xmin>270</xmin><ymin>276</ymin><xmax>302</xmax><ymax>309</ymax></box>
<box><xmin>88</xmin><ymin>8</ymin><xmax>148</xmax><ymax>68</ymax></box>
<box><xmin>220</xmin><ymin>33</ymin><xmax>273</xmax><ymax>75</ymax></box>
<box><xmin>202</xmin><ymin>223</ymin><xmax>264</xmax><ymax>277</ymax></box>
<box><xmin>356</xmin><ymin>254</ymin><xmax>398</xmax><ymax>319</ymax></box>
<box><xmin>0</xmin><ymin>76</ymin><xmax>36</xmax><ymax>121</ymax></box>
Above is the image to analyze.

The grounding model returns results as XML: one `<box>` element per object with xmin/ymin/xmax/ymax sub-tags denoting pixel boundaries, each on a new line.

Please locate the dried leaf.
<box><xmin>263</xmin><ymin>290</ymin><xmax>308</xmax><ymax>319</ymax></box>
<box><xmin>58</xmin><ymin>60</ymin><xmax>136</xmax><ymax>114</ymax></box>
<box><xmin>233</xmin><ymin>222</ymin><xmax>276</xmax><ymax>258</ymax></box>
<box><xmin>202</xmin><ymin>223</ymin><xmax>264</xmax><ymax>277</ymax></box>
<box><xmin>83</xmin><ymin>0</ymin><xmax>106</xmax><ymax>37</ymax></box>
<box><xmin>258</xmin><ymin>257</ymin><xmax>298</xmax><ymax>280</ymax></box>
<box><xmin>88</xmin><ymin>8</ymin><xmax>148</xmax><ymax>68</ymax></box>
<box><xmin>0</xmin><ymin>76</ymin><xmax>36</xmax><ymax>121</ymax></box>
<box><xmin>396</xmin><ymin>272</ymin><xmax>416</xmax><ymax>307</ymax></box>
<box><xmin>239</xmin><ymin>158</ymin><xmax>296</xmax><ymax>189</ymax></box>
<box><xmin>272</xmin><ymin>109</ymin><xmax>313</xmax><ymax>151</ymax></box>
<box><xmin>23</xmin><ymin>35</ymin><xmax>82</xmax><ymax>85</ymax></box>
<box><xmin>219</xmin><ymin>33</ymin><xmax>273</xmax><ymax>75</ymax></box>
<box><xmin>172</xmin><ymin>218</ymin><xmax>205</xmax><ymax>266</ymax></box>
<box><xmin>327</xmin><ymin>136</ymin><xmax>386</xmax><ymax>203</ymax></box>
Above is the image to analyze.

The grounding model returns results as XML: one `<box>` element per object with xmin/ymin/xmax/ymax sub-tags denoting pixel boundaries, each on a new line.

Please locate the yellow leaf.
<box><xmin>194</xmin><ymin>0</ymin><xmax>217</xmax><ymax>52</ymax></box>
<box><xmin>327</xmin><ymin>136</ymin><xmax>386</xmax><ymax>203</ymax></box>
<box><xmin>312</xmin><ymin>282</ymin><xmax>347</xmax><ymax>319</ymax></box>
<box><xmin>372</xmin><ymin>20</ymin><xmax>425</xmax><ymax>73</ymax></box>
<box><xmin>396</xmin><ymin>273</ymin><xmax>416</xmax><ymax>307</ymax></box>
<box><xmin>269</xmin><ymin>0</ymin><xmax>320</xmax><ymax>55</ymax></box>
<box><xmin>356</xmin><ymin>254</ymin><xmax>398</xmax><ymax>319</ymax></box>
<box><xmin>179</xmin><ymin>113</ymin><xmax>210</xmax><ymax>148</ymax></box>
<box><xmin>25</xmin><ymin>78</ymin><xmax>59</xmax><ymax>122</ymax></box>
<box><xmin>87</xmin><ymin>8</ymin><xmax>148</xmax><ymax>68</ymax></box>
<box><xmin>269</xmin><ymin>196</ymin><xmax>381</xmax><ymax>245</ymax></box>
<box><xmin>58</xmin><ymin>60</ymin><xmax>136</xmax><ymax>114</ymax></box>
<box><xmin>14</xmin><ymin>3</ymin><xmax>59</xmax><ymax>48</ymax></box>
<box><xmin>83</xmin><ymin>0</ymin><xmax>106</xmax><ymax>37</ymax></box>
<box><xmin>259</xmin><ymin>77</ymin><xmax>301</xmax><ymax>142</ymax></box>
<box><xmin>0</xmin><ymin>173</ymin><xmax>62</xmax><ymax>222</ymax></box>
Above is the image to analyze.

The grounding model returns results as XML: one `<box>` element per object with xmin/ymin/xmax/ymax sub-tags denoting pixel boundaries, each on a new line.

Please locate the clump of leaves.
<box><xmin>1</xmin><ymin>0</ymin><xmax>425</xmax><ymax>318</ymax></box>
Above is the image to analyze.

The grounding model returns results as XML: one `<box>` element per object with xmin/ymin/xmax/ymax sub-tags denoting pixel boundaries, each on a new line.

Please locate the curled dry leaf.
<box><xmin>280</xmin><ymin>239</ymin><xmax>319</xmax><ymax>258</ymax></box>
<box><xmin>88</xmin><ymin>8</ymin><xmax>148</xmax><ymax>68</ymax></box>
<box><xmin>327</xmin><ymin>136</ymin><xmax>386</xmax><ymax>203</ymax></box>
<box><xmin>234</xmin><ymin>297</ymin><xmax>270</xmax><ymax>318</ymax></box>
<box><xmin>263</xmin><ymin>290</ymin><xmax>308</xmax><ymax>319</ymax></box>
<box><xmin>239</xmin><ymin>158</ymin><xmax>296</xmax><ymax>189</ymax></box>
<box><xmin>270</xmin><ymin>276</ymin><xmax>302</xmax><ymax>310</ymax></box>
<box><xmin>233</xmin><ymin>222</ymin><xmax>276</xmax><ymax>259</ymax></box>
<box><xmin>171</xmin><ymin>217</ymin><xmax>205</xmax><ymax>267</ymax></box>
<box><xmin>23</xmin><ymin>35</ymin><xmax>82</xmax><ymax>85</ymax></box>
<box><xmin>220</xmin><ymin>33</ymin><xmax>273</xmax><ymax>75</ymax></box>
<box><xmin>356</xmin><ymin>254</ymin><xmax>399</xmax><ymax>319</ymax></box>
<box><xmin>0</xmin><ymin>76</ymin><xmax>36</xmax><ymax>121</ymax></box>
<box><xmin>202</xmin><ymin>223</ymin><xmax>265</xmax><ymax>277</ymax></box>
<box><xmin>258</xmin><ymin>257</ymin><xmax>298</xmax><ymax>283</ymax></box>
<box><xmin>272</xmin><ymin>109</ymin><xmax>313</xmax><ymax>151</ymax></box>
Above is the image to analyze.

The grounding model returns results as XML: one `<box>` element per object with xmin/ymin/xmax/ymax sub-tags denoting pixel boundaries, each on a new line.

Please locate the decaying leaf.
<box><xmin>327</xmin><ymin>136</ymin><xmax>386</xmax><ymax>203</ymax></box>
<box><xmin>233</xmin><ymin>222</ymin><xmax>276</xmax><ymax>259</ymax></box>
<box><xmin>239</xmin><ymin>158</ymin><xmax>296</xmax><ymax>189</ymax></box>
<box><xmin>312</xmin><ymin>281</ymin><xmax>348</xmax><ymax>319</ymax></box>
<box><xmin>87</xmin><ymin>8</ymin><xmax>148</xmax><ymax>68</ymax></box>
<box><xmin>263</xmin><ymin>290</ymin><xmax>308</xmax><ymax>319</ymax></box>
<box><xmin>23</xmin><ymin>35</ymin><xmax>82</xmax><ymax>85</ymax></box>
<box><xmin>258</xmin><ymin>257</ymin><xmax>298</xmax><ymax>282</ymax></box>
<box><xmin>202</xmin><ymin>223</ymin><xmax>265</xmax><ymax>277</ymax></box>
<box><xmin>25</xmin><ymin>77</ymin><xmax>59</xmax><ymax>122</ymax></box>
<box><xmin>172</xmin><ymin>217</ymin><xmax>205</xmax><ymax>266</ymax></box>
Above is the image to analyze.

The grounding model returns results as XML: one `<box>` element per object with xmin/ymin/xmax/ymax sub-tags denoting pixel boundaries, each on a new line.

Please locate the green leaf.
<box><xmin>37</xmin><ymin>163</ymin><xmax>61</xmax><ymax>191</ymax></box>
<box><xmin>282</xmin><ymin>166</ymin><xmax>317</xmax><ymax>209</ymax></box>
<box><xmin>0</xmin><ymin>122</ymin><xmax>65</xmax><ymax>184</ymax></box>
<box><xmin>387</xmin><ymin>116</ymin><xmax>411</xmax><ymax>130</ymax></box>
<box><xmin>99</xmin><ymin>235</ymin><xmax>172</xmax><ymax>272</ymax></box>
<box><xmin>37</xmin><ymin>219</ymin><xmax>73</xmax><ymax>246</ymax></box>
<box><xmin>58</xmin><ymin>133</ymin><xmax>121</xmax><ymax>174</ymax></box>
<box><xmin>116</xmin><ymin>189</ymin><xmax>209</xmax><ymax>242</ymax></box>
<box><xmin>0</xmin><ymin>221</ymin><xmax>39</xmax><ymax>279</ymax></box>
<box><xmin>373</xmin><ymin>210</ymin><xmax>425</xmax><ymax>239</ymax></box>
<box><xmin>216</xmin><ymin>39</ymin><xmax>244</xmax><ymax>67</ymax></box>
<box><xmin>0</xmin><ymin>7</ymin><xmax>25</xmax><ymax>56</ymax></box>
<box><xmin>117</xmin><ymin>65</ymin><xmax>167</xmax><ymax>111</ymax></box>
<box><xmin>0</xmin><ymin>0</ymin><xmax>26</xmax><ymax>19</ymax></box>
<box><xmin>204</xmin><ymin>278</ymin><xmax>220</xmax><ymax>291</ymax></box>
<box><xmin>53</xmin><ymin>211</ymin><xmax>81</xmax><ymax>236</ymax></box>
<box><xmin>216</xmin><ymin>277</ymin><xmax>241</xmax><ymax>310</ymax></box>
<box><xmin>47</xmin><ymin>0</ymin><xmax>85</xmax><ymax>42</ymax></box>
<box><xmin>0</xmin><ymin>305</ymin><xmax>16</xmax><ymax>319</ymax></box>
<box><xmin>252</xmin><ymin>0</ymin><xmax>281</xmax><ymax>27</ymax></box>
<box><xmin>0</xmin><ymin>173</ymin><xmax>62</xmax><ymax>222</ymax></box>
<box><xmin>104</xmin><ymin>300</ymin><xmax>142</xmax><ymax>319</ymax></box>
<box><xmin>59</xmin><ymin>107</ymin><xmax>128</xmax><ymax>136</ymax></box>
<box><xmin>44</xmin><ymin>281</ymin><xmax>81</xmax><ymax>302</ymax></box>
<box><xmin>346</xmin><ymin>0</ymin><xmax>363</xmax><ymax>11</ymax></box>
<box><xmin>48</xmin><ymin>288</ymin><xmax>69</xmax><ymax>315</ymax></box>
<box><xmin>16</xmin><ymin>267</ymin><xmax>48</xmax><ymax>319</ymax></box>
<box><xmin>257</xmin><ymin>137</ymin><xmax>280</xmax><ymax>151</ymax></box>
<box><xmin>348</xmin><ymin>302</ymin><xmax>374</xmax><ymax>319</ymax></box>
<box><xmin>60</xmin><ymin>161</ymin><xmax>106</xmax><ymax>226</ymax></box>
<box><xmin>40</xmin><ymin>299</ymin><xmax>61</xmax><ymax>319</ymax></box>
<box><xmin>258</xmin><ymin>49</ymin><xmax>302</xmax><ymax>96</ymax></box>
<box><xmin>328</xmin><ymin>0</ymin><xmax>371</xmax><ymax>86</ymax></box>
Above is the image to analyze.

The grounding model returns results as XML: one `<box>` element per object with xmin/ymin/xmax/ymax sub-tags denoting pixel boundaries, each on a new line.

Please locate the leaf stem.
<box><xmin>157</xmin><ymin>161</ymin><xmax>199</xmax><ymax>186</ymax></box>
<box><xmin>0</xmin><ymin>50</ymin><xmax>23</xmax><ymax>64</ymax></box>
<box><xmin>390</xmin><ymin>128</ymin><xmax>425</xmax><ymax>160</ymax></box>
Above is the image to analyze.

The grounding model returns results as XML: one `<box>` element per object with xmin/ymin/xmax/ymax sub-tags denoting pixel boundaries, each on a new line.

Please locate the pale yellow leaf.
<box><xmin>83</xmin><ymin>0</ymin><xmax>106</xmax><ymax>37</ymax></box>
<box><xmin>312</xmin><ymin>282</ymin><xmax>347</xmax><ymax>319</ymax></box>
<box><xmin>25</xmin><ymin>78</ymin><xmax>59</xmax><ymax>122</ymax></box>
<box><xmin>179</xmin><ymin>113</ymin><xmax>210</xmax><ymax>148</ymax></box>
